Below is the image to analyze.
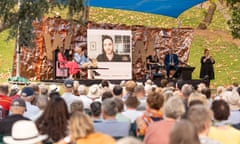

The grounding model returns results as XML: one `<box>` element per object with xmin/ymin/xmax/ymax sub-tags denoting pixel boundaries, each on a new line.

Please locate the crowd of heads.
<box><xmin>1</xmin><ymin>79</ymin><xmax>240</xmax><ymax>144</ymax></box>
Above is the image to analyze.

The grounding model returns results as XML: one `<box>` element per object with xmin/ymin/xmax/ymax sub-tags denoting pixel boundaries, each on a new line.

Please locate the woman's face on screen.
<box><xmin>103</xmin><ymin>38</ymin><xmax>113</xmax><ymax>55</ymax></box>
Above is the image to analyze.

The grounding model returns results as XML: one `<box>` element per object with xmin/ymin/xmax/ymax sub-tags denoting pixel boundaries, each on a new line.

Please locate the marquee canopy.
<box><xmin>86</xmin><ymin>0</ymin><xmax>206</xmax><ymax>18</ymax></box>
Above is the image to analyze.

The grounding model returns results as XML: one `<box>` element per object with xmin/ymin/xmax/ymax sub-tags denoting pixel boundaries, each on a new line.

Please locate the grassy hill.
<box><xmin>0</xmin><ymin>2</ymin><xmax>239</xmax><ymax>87</ymax></box>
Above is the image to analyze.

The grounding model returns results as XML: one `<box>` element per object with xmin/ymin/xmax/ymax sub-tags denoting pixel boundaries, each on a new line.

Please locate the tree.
<box><xmin>198</xmin><ymin>1</ymin><xmax>217</xmax><ymax>29</ymax></box>
<box><xmin>227</xmin><ymin>1</ymin><xmax>240</xmax><ymax>39</ymax></box>
<box><xmin>0</xmin><ymin>0</ymin><xmax>86</xmax><ymax>47</ymax></box>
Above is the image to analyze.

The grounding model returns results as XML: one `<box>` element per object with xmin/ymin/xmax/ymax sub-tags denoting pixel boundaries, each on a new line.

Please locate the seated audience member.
<box><xmin>39</xmin><ymin>85</ymin><xmax>48</xmax><ymax>97</ymax></box>
<box><xmin>94</xmin><ymin>98</ymin><xmax>130</xmax><ymax>139</ymax></box>
<box><xmin>90</xmin><ymin>101</ymin><xmax>102</xmax><ymax>122</ymax></box>
<box><xmin>200</xmin><ymin>87</ymin><xmax>212</xmax><ymax>107</ymax></box>
<box><xmin>78</xmin><ymin>85</ymin><xmax>88</xmax><ymax>97</ymax></box>
<box><xmin>113</xmin><ymin>97</ymin><xmax>131</xmax><ymax>122</ymax></box>
<box><xmin>164</xmin><ymin>48</ymin><xmax>179</xmax><ymax>78</ymax></box>
<box><xmin>188</xmin><ymin>92</ymin><xmax>208</xmax><ymax>107</ymax></box>
<box><xmin>36</xmin><ymin>93</ymin><xmax>69</xmax><ymax>143</ymax></box>
<box><xmin>32</xmin><ymin>95</ymin><xmax>48</xmax><ymax>121</ymax></box>
<box><xmin>122</xmin><ymin>95</ymin><xmax>142</xmax><ymax>123</ymax></box>
<box><xmin>3</xmin><ymin>120</ymin><xmax>47</xmax><ymax>144</ymax></box>
<box><xmin>0</xmin><ymin>84</ymin><xmax>11</xmax><ymax>117</ymax></box>
<box><xmin>0</xmin><ymin>98</ymin><xmax>30</xmax><ymax>136</ymax></box>
<box><xmin>133</xmin><ymin>85</ymin><xmax>147</xmax><ymax>111</ymax></box>
<box><xmin>48</xmin><ymin>84</ymin><xmax>60</xmax><ymax>93</ymax></box>
<box><xmin>70</xmin><ymin>100</ymin><xmax>84</xmax><ymax>114</ymax></box>
<box><xmin>57</xmin><ymin>112</ymin><xmax>115</xmax><ymax>144</ymax></box>
<box><xmin>187</xmin><ymin>105</ymin><xmax>220</xmax><ymax>144</ymax></box>
<box><xmin>9</xmin><ymin>84</ymin><xmax>20</xmax><ymax>100</ymax></box>
<box><xmin>169</xmin><ymin>120</ymin><xmax>201</xmax><ymax>144</ymax></box>
<box><xmin>221</xmin><ymin>91</ymin><xmax>240</xmax><ymax>126</ymax></box>
<box><xmin>113</xmin><ymin>85</ymin><xmax>123</xmax><ymax>97</ymax></box>
<box><xmin>136</xmin><ymin>91</ymin><xmax>164</xmax><ymax>139</ymax></box>
<box><xmin>80</xmin><ymin>84</ymin><xmax>101</xmax><ymax>109</ymax></box>
<box><xmin>73</xmin><ymin>81</ymin><xmax>80</xmax><ymax>96</ymax></box>
<box><xmin>214</xmin><ymin>86</ymin><xmax>225</xmax><ymax>100</ymax></box>
<box><xmin>144</xmin><ymin>96</ymin><xmax>185</xmax><ymax>144</ymax></box>
<box><xmin>20</xmin><ymin>87</ymin><xmax>40</xmax><ymax>120</ymax></box>
<box><xmin>122</xmin><ymin>80</ymin><xmax>137</xmax><ymax>101</ymax></box>
<box><xmin>181</xmin><ymin>84</ymin><xmax>194</xmax><ymax>116</ymax></box>
<box><xmin>61</xmin><ymin>79</ymin><xmax>80</xmax><ymax>111</ymax></box>
<box><xmin>100</xmin><ymin>80</ymin><xmax>110</xmax><ymax>89</ymax></box>
<box><xmin>208</xmin><ymin>99</ymin><xmax>240</xmax><ymax>144</ymax></box>
<box><xmin>197</xmin><ymin>83</ymin><xmax>207</xmax><ymax>92</ymax></box>
<box><xmin>102</xmin><ymin>91</ymin><xmax>114</xmax><ymax>101</ymax></box>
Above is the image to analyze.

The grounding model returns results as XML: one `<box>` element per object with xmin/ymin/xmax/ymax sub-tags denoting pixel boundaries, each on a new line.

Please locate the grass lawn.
<box><xmin>0</xmin><ymin>30</ymin><xmax>15</xmax><ymax>82</ymax></box>
<box><xmin>0</xmin><ymin>2</ymin><xmax>239</xmax><ymax>87</ymax></box>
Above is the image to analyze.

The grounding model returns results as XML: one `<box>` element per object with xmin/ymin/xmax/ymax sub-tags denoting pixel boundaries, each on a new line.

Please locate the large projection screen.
<box><xmin>87</xmin><ymin>29</ymin><xmax>132</xmax><ymax>80</ymax></box>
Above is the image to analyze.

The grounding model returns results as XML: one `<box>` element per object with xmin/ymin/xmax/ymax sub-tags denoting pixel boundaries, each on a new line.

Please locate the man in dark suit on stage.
<box><xmin>164</xmin><ymin>49</ymin><xmax>179</xmax><ymax>78</ymax></box>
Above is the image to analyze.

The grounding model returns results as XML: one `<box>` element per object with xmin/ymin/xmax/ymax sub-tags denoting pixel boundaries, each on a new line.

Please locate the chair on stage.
<box><xmin>56</xmin><ymin>61</ymin><xmax>68</xmax><ymax>79</ymax></box>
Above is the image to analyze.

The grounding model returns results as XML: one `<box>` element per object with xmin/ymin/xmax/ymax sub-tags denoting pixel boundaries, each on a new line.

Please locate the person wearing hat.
<box><xmin>221</xmin><ymin>91</ymin><xmax>240</xmax><ymax>126</ymax></box>
<box><xmin>9</xmin><ymin>84</ymin><xmax>20</xmax><ymax>100</ymax></box>
<box><xmin>0</xmin><ymin>98</ymin><xmax>30</xmax><ymax>136</ymax></box>
<box><xmin>3</xmin><ymin>120</ymin><xmax>47</xmax><ymax>144</ymax></box>
<box><xmin>61</xmin><ymin>79</ymin><xmax>80</xmax><ymax>111</ymax></box>
<box><xmin>20</xmin><ymin>87</ymin><xmax>40</xmax><ymax>120</ymax></box>
<box><xmin>84</xmin><ymin>84</ymin><xmax>102</xmax><ymax>108</ymax></box>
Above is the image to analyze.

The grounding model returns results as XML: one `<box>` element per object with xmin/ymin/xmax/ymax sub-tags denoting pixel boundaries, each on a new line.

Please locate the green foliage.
<box><xmin>0</xmin><ymin>0</ymin><xmax>85</xmax><ymax>48</ymax></box>
<box><xmin>228</xmin><ymin>5</ymin><xmax>240</xmax><ymax>39</ymax></box>
<box><xmin>67</xmin><ymin>0</ymin><xmax>85</xmax><ymax>22</ymax></box>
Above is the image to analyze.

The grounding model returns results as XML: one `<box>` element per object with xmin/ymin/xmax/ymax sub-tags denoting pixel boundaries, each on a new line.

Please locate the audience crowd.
<box><xmin>1</xmin><ymin>79</ymin><xmax>240</xmax><ymax>144</ymax></box>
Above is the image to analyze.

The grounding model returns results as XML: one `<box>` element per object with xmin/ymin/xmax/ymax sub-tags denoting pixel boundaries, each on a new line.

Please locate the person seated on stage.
<box><xmin>164</xmin><ymin>49</ymin><xmax>179</xmax><ymax>78</ymax></box>
<box><xmin>57</xmin><ymin>46</ymin><xmax>68</xmax><ymax>68</ymax></box>
<box><xmin>67</xmin><ymin>55</ymin><xmax>81</xmax><ymax>79</ymax></box>
<box><xmin>74</xmin><ymin>46</ymin><xmax>91</xmax><ymax>68</ymax></box>
<box><xmin>97</xmin><ymin>35</ymin><xmax>122</xmax><ymax>62</ymax></box>
<box><xmin>146</xmin><ymin>51</ymin><xmax>159</xmax><ymax>74</ymax></box>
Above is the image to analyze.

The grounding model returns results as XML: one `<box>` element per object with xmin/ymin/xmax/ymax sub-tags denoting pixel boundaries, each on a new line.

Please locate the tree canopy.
<box><xmin>227</xmin><ymin>0</ymin><xmax>240</xmax><ymax>39</ymax></box>
<box><xmin>0</xmin><ymin>0</ymin><xmax>85</xmax><ymax>47</ymax></box>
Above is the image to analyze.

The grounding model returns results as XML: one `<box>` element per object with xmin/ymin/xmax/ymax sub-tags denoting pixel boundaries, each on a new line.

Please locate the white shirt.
<box><xmin>61</xmin><ymin>92</ymin><xmax>81</xmax><ymax>111</ymax></box>
<box><xmin>122</xmin><ymin>109</ymin><xmax>143</xmax><ymax>123</ymax></box>
<box><xmin>79</xmin><ymin>95</ymin><xmax>101</xmax><ymax>109</ymax></box>
<box><xmin>23</xmin><ymin>101</ymin><xmax>40</xmax><ymax>120</ymax></box>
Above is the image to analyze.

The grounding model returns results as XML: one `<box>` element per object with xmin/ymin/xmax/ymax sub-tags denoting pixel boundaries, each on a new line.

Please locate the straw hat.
<box><xmin>4</xmin><ymin>120</ymin><xmax>47</xmax><ymax>144</ymax></box>
<box><xmin>88</xmin><ymin>84</ymin><xmax>101</xmax><ymax>99</ymax></box>
<box><xmin>221</xmin><ymin>91</ymin><xmax>240</xmax><ymax>111</ymax></box>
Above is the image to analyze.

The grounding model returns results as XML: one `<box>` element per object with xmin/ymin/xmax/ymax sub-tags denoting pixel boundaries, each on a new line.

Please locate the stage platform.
<box><xmin>41</xmin><ymin>78</ymin><xmax>209</xmax><ymax>89</ymax></box>
<box><xmin>41</xmin><ymin>79</ymin><xmax>130</xmax><ymax>86</ymax></box>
